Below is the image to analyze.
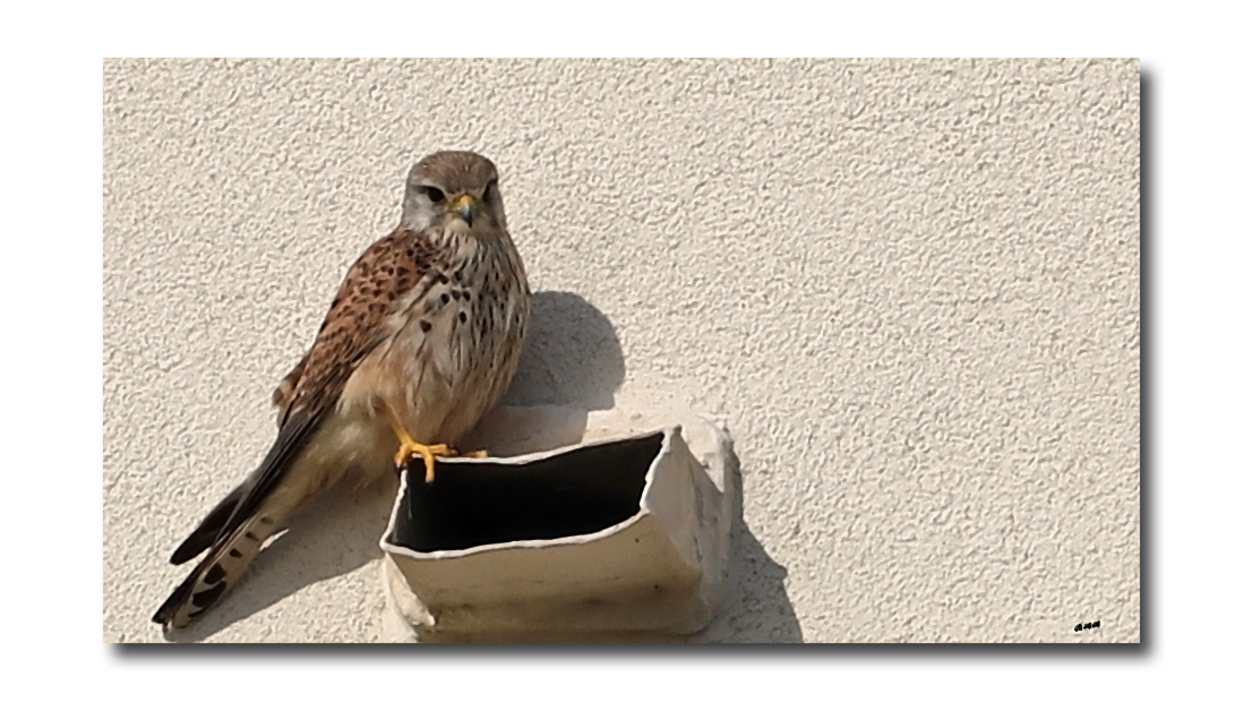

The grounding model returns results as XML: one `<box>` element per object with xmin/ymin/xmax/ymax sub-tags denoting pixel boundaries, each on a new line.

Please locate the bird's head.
<box><xmin>400</xmin><ymin>150</ymin><xmax>506</xmax><ymax>235</ymax></box>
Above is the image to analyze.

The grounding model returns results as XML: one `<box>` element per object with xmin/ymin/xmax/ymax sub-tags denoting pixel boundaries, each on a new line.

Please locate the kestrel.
<box><xmin>152</xmin><ymin>151</ymin><xmax>531</xmax><ymax>629</ymax></box>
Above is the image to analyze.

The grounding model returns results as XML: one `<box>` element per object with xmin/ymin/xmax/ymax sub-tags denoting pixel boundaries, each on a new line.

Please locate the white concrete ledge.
<box><xmin>381</xmin><ymin>406</ymin><xmax>736</xmax><ymax>642</ymax></box>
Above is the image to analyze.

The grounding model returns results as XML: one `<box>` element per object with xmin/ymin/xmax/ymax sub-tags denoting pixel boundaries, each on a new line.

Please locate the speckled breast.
<box><xmin>391</xmin><ymin>237</ymin><xmax>530</xmax><ymax>445</ymax></box>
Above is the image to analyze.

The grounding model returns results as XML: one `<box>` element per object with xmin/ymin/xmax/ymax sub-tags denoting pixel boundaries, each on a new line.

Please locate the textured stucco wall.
<box><xmin>103</xmin><ymin>58</ymin><xmax>1140</xmax><ymax>643</ymax></box>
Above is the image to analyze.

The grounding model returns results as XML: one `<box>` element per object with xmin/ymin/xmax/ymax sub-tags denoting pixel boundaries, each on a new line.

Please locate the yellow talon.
<box><xmin>396</xmin><ymin>440</ymin><xmax>453</xmax><ymax>483</ymax></box>
<box><xmin>380</xmin><ymin>403</ymin><xmax>455</xmax><ymax>483</ymax></box>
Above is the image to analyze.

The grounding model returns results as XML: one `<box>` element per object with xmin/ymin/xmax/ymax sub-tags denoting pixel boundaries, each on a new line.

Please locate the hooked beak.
<box><xmin>451</xmin><ymin>194</ymin><xmax>477</xmax><ymax>227</ymax></box>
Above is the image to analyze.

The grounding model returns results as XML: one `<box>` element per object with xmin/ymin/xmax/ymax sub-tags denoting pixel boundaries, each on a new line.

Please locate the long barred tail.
<box><xmin>152</xmin><ymin>506</ymin><xmax>287</xmax><ymax>629</ymax></box>
<box><xmin>153</xmin><ymin>409</ymin><xmax>325</xmax><ymax>629</ymax></box>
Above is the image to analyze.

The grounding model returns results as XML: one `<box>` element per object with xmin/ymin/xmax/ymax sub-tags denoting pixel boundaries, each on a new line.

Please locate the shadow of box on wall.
<box><xmin>380</xmin><ymin>405</ymin><xmax>737</xmax><ymax>642</ymax></box>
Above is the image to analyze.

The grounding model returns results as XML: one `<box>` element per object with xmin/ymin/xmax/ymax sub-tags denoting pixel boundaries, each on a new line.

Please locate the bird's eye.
<box><xmin>420</xmin><ymin>186</ymin><xmax>445</xmax><ymax>203</ymax></box>
<box><xmin>483</xmin><ymin>179</ymin><xmax>498</xmax><ymax>200</ymax></box>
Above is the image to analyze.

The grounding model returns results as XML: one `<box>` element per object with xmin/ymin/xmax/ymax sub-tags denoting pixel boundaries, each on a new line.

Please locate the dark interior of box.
<box><xmin>389</xmin><ymin>432</ymin><xmax>663</xmax><ymax>552</ymax></box>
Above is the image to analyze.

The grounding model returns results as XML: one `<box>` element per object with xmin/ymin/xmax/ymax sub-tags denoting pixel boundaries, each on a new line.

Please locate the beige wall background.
<box><xmin>103</xmin><ymin>58</ymin><xmax>1139</xmax><ymax>643</ymax></box>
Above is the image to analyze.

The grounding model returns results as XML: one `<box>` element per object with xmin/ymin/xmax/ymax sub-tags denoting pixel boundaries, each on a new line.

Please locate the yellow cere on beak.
<box><xmin>452</xmin><ymin>194</ymin><xmax>478</xmax><ymax>227</ymax></box>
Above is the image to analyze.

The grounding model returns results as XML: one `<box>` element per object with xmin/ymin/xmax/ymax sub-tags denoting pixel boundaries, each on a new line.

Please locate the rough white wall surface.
<box><xmin>103</xmin><ymin>58</ymin><xmax>1140</xmax><ymax>643</ymax></box>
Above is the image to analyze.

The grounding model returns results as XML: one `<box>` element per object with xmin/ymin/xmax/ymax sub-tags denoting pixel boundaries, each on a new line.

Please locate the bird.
<box><xmin>152</xmin><ymin>150</ymin><xmax>532</xmax><ymax>629</ymax></box>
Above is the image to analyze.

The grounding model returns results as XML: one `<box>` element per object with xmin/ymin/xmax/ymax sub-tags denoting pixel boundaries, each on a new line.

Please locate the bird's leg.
<box><xmin>379</xmin><ymin>403</ymin><xmax>452</xmax><ymax>483</ymax></box>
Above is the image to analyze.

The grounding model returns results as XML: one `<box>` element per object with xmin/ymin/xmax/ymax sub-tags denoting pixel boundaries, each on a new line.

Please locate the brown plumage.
<box><xmin>153</xmin><ymin>151</ymin><xmax>531</xmax><ymax>629</ymax></box>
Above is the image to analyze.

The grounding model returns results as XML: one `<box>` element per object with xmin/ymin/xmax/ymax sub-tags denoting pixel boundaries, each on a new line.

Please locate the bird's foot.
<box><xmin>462</xmin><ymin>449</ymin><xmax>488</xmax><ymax>458</ymax></box>
<box><xmin>395</xmin><ymin>441</ymin><xmax>454</xmax><ymax>483</ymax></box>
